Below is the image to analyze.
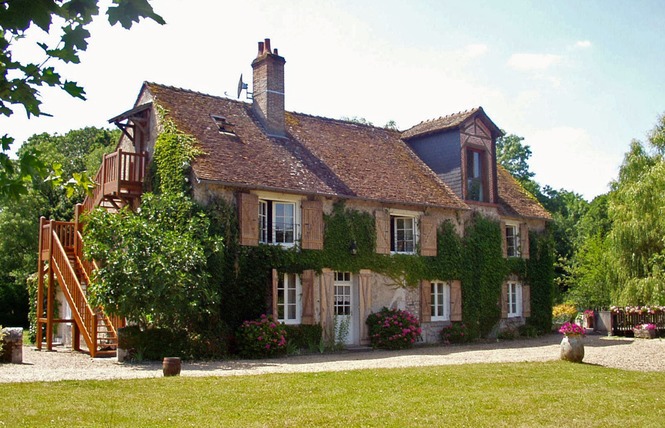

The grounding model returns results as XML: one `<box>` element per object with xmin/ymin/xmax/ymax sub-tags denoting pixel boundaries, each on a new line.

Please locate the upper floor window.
<box><xmin>431</xmin><ymin>281</ymin><xmax>450</xmax><ymax>321</ymax></box>
<box><xmin>505</xmin><ymin>223</ymin><xmax>521</xmax><ymax>258</ymax></box>
<box><xmin>466</xmin><ymin>148</ymin><xmax>487</xmax><ymax>202</ymax></box>
<box><xmin>391</xmin><ymin>215</ymin><xmax>416</xmax><ymax>254</ymax></box>
<box><xmin>259</xmin><ymin>199</ymin><xmax>297</xmax><ymax>246</ymax></box>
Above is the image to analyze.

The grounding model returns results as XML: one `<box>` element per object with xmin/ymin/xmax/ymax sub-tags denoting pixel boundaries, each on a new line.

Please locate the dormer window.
<box><xmin>211</xmin><ymin>114</ymin><xmax>236</xmax><ymax>135</ymax></box>
<box><xmin>466</xmin><ymin>147</ymin><xmax>488</xmax><ymax>202</ymax></box>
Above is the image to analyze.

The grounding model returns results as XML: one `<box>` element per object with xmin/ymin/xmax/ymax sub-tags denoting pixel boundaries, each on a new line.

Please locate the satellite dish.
<box><xmin>237</xmin><ymin>74</ymin><xmax>248</xmax><ymax>99</ymax></box>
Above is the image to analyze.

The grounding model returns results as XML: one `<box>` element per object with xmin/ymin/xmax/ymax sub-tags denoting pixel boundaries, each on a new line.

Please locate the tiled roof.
<box><xmin>145</xmin><ymin>83</ymin><xmax>468</xmax><ymax>210</ymax></box>
<box><xmin>496</xmin><ymin>166</ymin><xmax>551</xmax><ymax>220</ymax></box>
<box><xmin>401</xmin><ymin>107</ymin><xmax>502</xmax><ymax>140</ymax></box>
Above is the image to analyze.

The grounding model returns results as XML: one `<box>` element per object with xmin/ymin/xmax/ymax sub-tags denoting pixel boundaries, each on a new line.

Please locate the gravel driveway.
<box><xmin>1</xmin><ymin>333</ymin><xmax>663</xmax><ymax>384</ymax></box>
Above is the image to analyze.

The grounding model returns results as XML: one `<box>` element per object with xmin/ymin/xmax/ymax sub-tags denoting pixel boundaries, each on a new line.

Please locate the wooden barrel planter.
<box><xmin>162</xmin><ymin>357</ymin><xmax>182</xmax><ymax>376</ymax></box>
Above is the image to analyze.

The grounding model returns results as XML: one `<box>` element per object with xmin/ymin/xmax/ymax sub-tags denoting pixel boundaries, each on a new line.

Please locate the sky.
<box><xmin>4</xmin><ymin>0</ymin><xmax>664</xmax><ymax>201</ymax></box>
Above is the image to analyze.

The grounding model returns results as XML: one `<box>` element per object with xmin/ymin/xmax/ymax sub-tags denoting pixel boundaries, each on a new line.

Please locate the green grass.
<box><xmin>1</xmin><ymin>361</ymin><xmax>664</xmax><ymax>427</ymax></box>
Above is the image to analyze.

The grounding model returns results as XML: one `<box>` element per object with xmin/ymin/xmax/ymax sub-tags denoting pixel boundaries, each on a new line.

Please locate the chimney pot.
<box><xmin>264</xmin><ymin>38</ymin><xmax>271</xmax><ymax>54</ymax></box>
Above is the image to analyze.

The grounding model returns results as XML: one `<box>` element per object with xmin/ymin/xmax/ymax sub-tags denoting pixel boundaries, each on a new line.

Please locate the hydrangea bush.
<box><xmin>236</xmin><ymin>314</ymin><xmax>287</xmax><ymax>358</ymax></box>
<box><xmin>440</xmin><ymin>322</ymin><xmax>470</xmax><ymax>344</ymax></box>
<box><xmin>366</xmin><ymin>307</ymin><xmax>421</xmax><ymax>350</ymax></box>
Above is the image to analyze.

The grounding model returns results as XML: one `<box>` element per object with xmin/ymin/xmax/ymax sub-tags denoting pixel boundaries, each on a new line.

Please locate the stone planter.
<box><xmin>633</xmin><ymin>328</ymin><xmax>656</xmax><ymax>339</ymax></box>
<box><xmin>560</xmin><ymin>334</ymin><xmax>584</xmax><ymax>363</ymax></box>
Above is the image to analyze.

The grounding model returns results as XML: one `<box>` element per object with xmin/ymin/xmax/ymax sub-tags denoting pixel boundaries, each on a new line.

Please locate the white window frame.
<box><xmin>277</xmin><ymin>273</ymin><xmax>301</xmax><ymax>324</ymax></box>
<box><xmin>257</xmin><ymin>193</ymin><xmax>301</xmax><ymax>248</ymax></box>
<box><xmin>507</xmin><ymin>281</ymin><xmax>522</xmax><ymax>318</ymax></box>
<box><xmin>505</xmin><ymin>221</ymin><xmax>521</xmax><ymax>258</ymax></box>
<box><xmin>390</xmin><ymin>210</ymin><xmax>419</xmax><ymax>255</ymax></box>
<box><xmin>431</xmin><ymin>281</ymin><xmax>450</xmax><ymax>321</ymax></box>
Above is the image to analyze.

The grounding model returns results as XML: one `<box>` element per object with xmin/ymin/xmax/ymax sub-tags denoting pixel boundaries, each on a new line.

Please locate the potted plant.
<box><xmin>559</xmin><ymin>322</ymin><xmax>585</xmax><ymax>363</ymax></box>
<box><xmin>633</xmin><ymin>323</ymin><xmax>657</xmax><ymax>339</ymax></box>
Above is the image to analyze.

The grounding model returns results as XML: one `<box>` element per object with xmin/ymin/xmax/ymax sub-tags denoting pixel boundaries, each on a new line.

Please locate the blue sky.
<box><xmin>4</xmin><ymin>0</ymin><xmax>664</xmax><ymax>200</ymax></box>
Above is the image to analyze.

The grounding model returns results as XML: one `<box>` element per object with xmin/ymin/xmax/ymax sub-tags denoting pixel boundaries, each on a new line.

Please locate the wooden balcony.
<box><xmin>83</xmin><ymin>149</ymin><xmax>148</xmax><ymax>212</ymax></box>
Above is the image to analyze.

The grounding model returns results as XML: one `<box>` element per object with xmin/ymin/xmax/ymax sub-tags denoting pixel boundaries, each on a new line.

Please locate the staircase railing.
<box><xmin>49</xmin><ymin>223</ymin><xmax>98</xmax><ymax>355</ymax></box>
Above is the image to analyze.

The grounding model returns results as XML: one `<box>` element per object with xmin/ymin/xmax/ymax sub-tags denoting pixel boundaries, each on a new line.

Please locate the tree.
<box><xmin>0</xmin><ymin>0</ymin><xmax>164</xmax><ymax>201</ymax></box>
<box><xmin>0</xmin><ymin>126</ymin><xmax>117</xmax><ymax>327</ymax></box>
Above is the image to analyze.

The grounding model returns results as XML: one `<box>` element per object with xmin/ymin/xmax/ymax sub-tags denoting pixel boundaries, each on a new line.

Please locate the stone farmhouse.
<box><xmin>36</xmin><ymin>39</ymin><xmax>551</xmax><ymax>356</ymax></box>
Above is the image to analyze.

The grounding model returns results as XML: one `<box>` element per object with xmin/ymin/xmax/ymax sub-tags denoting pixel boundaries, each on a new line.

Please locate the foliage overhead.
<box><xmin>0</xmin><ymin>0</ymin><xmax>164</xmax><ymax>201</ymax></box>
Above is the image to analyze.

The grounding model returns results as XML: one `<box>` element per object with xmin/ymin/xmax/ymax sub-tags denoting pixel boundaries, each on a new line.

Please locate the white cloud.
<box><xmin>464</xmin><ymin>43</ymin><xmax>488</xmax><ymax>59</ymax></box>
<box><xmin>528</xmin><ymin>126</ymin><xmax>620</xmax><ymax>199</ymax></box>
<box><xmin>507</xmin><ymin>53</ymin><xmax>562</xmax><ymax>71</ymax></box>
<box><xmin>575</xmin><ymin>40</ymin><xmax>592</xmax><ymax>48</ymax></box>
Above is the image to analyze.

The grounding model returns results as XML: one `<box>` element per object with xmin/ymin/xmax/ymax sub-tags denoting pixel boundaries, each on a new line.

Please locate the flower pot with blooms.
<box><xmin>633</xmin><ymin>323</ymin><xmax>657</xmax><ymax>339</ymax></box>
<box><xmin>559</xmin><ymin>322</ymin><xmax>585</xmax><ymax>363</ymax></box>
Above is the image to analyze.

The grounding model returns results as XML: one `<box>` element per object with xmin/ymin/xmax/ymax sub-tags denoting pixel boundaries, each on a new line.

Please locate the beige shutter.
<box><xmin>450</xmin><ymin>280</ymin><xmax>463</xmax><ymax>321</ymax></box>
<box><xmin>420</xmin><ymin>280</ymin><xmax>431</xmax><ymax>323</ymax></box>
<box><xmin>500</xmin><ymin>220</ymin><xmax>508</xmax><ymax>258</ymax></box>
<box><xmin>319</xmin><ymin>269</ymin><xmax>334</xmax><ymax>343</ymax></box>
<box><xmin>520</xmin><ymin>223</ymin><xmax>530</xmax><ymax>260</ymax></box>
<box><xmin>359</xmin><ymin>270</ymin><xmax>372</xmax><ymax>345</ymax></box>
<box><xmin>301</xmin><ymin>270</ymin><xmax>315</xmax><ymax>324</ymax></box>
<box><xmin>420</xmin><ymin>215</ymin><xmax>438</xmax><ymax>257</ymax></box>
<box><xmin>271</xmin><ymin>269</ymin><xmax>279</xmax><ymax>319</ymax></box>
<box><xmin>522</xmin><ymin>285</ymin><xmax>531</xmax><ymax>318</ymax></box>
<box><xmin>500</xmin><ymin>282</ymin><xmax>508</xmax><ymax>319</ymax></box>
<box><xmin>375</xmin><ymin>210</ymin><xmax>390</xmax><ymax>254</ymax></box>
<box><xmin>238</xmin><ymin>193</ymin><xmax>259</xmax><ymax>246</ymax></box>
<box><xmin>301</xmin><ymin>200</ymin><xmax>324</xmax><ymax>250</ymax></box>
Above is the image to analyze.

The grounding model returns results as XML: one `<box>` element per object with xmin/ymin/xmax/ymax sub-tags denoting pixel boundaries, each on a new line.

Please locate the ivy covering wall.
<box><xmin>204</xmin><ymin>198</ymin><xmax>554</xmax><ymax>337</ymax></box>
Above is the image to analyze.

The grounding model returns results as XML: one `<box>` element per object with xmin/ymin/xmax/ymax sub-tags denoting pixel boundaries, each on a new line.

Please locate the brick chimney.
<box><xmin>252</xmin><ymin>38</ymin><xmax>286</xmax><ymax>137</ymax></box>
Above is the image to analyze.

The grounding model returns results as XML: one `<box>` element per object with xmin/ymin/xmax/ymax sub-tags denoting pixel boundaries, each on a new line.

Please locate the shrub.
<box><xmin>366</xmin><ymin>307</ymin><xmax>421</xmax><ymax>350</ymax></box>
<box><xmin>440</xmin><ymin>322</ymin><xmax>470</xmax><ymax>344</ymax></box>
<box><xmin>283</xmin><ymin>324</ymin><xmax>322</xmax><ymax>353</ymax></box>
<box><xmin>236</xmin><ymin>315</ymin><xmax>287</xmax><ymax>358</ymax></box>
<box><xmin>552</xmin><ymin>304</ymin><xmax>578</xmax><ymax>324</ymax></box>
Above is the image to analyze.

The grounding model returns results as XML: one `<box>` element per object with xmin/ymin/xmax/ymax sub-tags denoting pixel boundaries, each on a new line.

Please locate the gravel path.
<box><xmin>1</xmin><ymin>333</ymin><xmax>663</xmax><ymax>383</ymax></box>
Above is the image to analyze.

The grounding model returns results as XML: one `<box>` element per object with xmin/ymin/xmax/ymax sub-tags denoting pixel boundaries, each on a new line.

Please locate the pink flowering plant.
<box><xmin>366</xmin><ymin>307</ymin><xmax>421</xmax><ymax>350</ymax></box>
<box><xmin>440</xmin><ymin>322</ymin><xmax>470</xmax><ymax>344</ymax></box>
<box><xmin>635</xmin><ymin>323</ymin><xmax>657</xmax><ymax>331</ymax></box>
<box><xmin>558</xmin><ymin>321</ymin><xmax>586</xmax><ymax>336</ymax></box>
<box><xmin>236</xmin><ymin>314</ymin><xmax>287</xmax><ymax>358</ymax></box>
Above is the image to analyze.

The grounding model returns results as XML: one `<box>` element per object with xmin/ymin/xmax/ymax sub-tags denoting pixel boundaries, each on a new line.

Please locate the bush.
<box><xmin>366</xmin><ymin>307</ymin><xmax>421</xmax><ymax>350</ymax></box>
<box><xmin>283</xmin><ymin>324</ymin><xmax>322</xmax><ymax>352</ymax></box>
<box><xmin>552</xmin><ymin>304</ymin><xmax>578</xmax><ymax>324</ymax></box>
<box><xmin>440</xmin><ymin>322</ymin><xmax>470</xmax><ymax>344</ymax></box>
<box><xmin>236</xmin><ymin>315</ymin><xmax>288</xmax><ymax>359</ymax></box>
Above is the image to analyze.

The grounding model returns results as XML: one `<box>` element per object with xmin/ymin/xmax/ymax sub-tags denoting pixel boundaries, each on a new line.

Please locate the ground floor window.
<box><xmin>277</xmin><ymin>273</ymin><xmax>301</xmax><ymax>324</ymax></box>
<box><xmin>507</xmin><ymin>281</ymin><xmax>522</xmax><ymax>318</ymax></box>
<box><xmin>431</xmin><ymin>281</ymin><xmax>450</xmax><ymax>321</ymax></box>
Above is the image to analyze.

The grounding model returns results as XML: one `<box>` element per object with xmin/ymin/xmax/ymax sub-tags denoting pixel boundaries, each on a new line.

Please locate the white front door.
<box><xmin>334</xmin><ymin>272</ymin><xmax>357</xmax><ymax>345</ymax></box>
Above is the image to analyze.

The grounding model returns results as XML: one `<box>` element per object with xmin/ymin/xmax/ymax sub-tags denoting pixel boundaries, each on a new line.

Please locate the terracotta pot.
<box><xmin>162</xmin><ymin>357</ymin><xmax>182</xmax><ymax>376</ymax></box>
<box><xmin>560</xmin><ymin>334</ymin><xmax>584</xmax><ymax>363</ymax></box>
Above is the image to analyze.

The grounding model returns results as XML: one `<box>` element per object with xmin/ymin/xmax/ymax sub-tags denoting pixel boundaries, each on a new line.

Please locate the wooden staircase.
<box><xmin>36</xmin><ymin>150</ymin><xmax>146</xmax><ymax>357</ymax></box>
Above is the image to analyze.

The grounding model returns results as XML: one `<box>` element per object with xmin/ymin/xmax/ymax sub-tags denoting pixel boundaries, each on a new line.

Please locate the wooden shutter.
<box><xmin>420</xmin><ymin>280</ymin><xmax>431</xmax><ymax>323</ymax></box>
<box><xmin>238</xmin><ymin>193</ymin><xmax>259</xmax><ymax>246</ymax></box>
<box><xmin>420</xmin><ymin>215</ymin><xmax>438</xmax><ymax>257</ymax></box>
<box><xmin>375</xmin><ymin>210</ymin><xmax>390</xmax><ymax>254</ymax></box>
<box><xmin>301</xmin><ymin>200</ymin><xmax>323</xmax><ymax>250</ymax></box>
<box><xmin>520</xmin><ymin>223</ymin><xmax>530</xmax><ymax>260</ymax></box>
<box><xmin>271</xmin><ymin>269</ymin><xmax>279</xmax><ymax>319</ymax></box>
<box><xmin>450</xmin><ymin>280</ymin><xmax>463</xmax><ymax>321</ymax></box>
<box><xmin>500</xmin><ymin>282</ymin><xmax>508</xmax><ymax>319</ymax></box>
<box><xmin>500</xmin><ymin>220</ymin><xmax>508</xmax><ymax>258</ymax></box>
<box><xmin>522</xmin><ymin>285</ymin><xmax>531</xmax><ymax>318</ymax></box>
<box><xmin>301</xmin><ymin>270</ymin><xmax>315</xmax><ymax>324</ymax></box>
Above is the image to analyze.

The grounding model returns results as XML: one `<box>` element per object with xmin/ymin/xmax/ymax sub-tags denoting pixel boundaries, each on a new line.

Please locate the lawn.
<box><xmin>2</xmin><ymin>361</ymin><xmax>664</xmax><ymax>427</ymax></box>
